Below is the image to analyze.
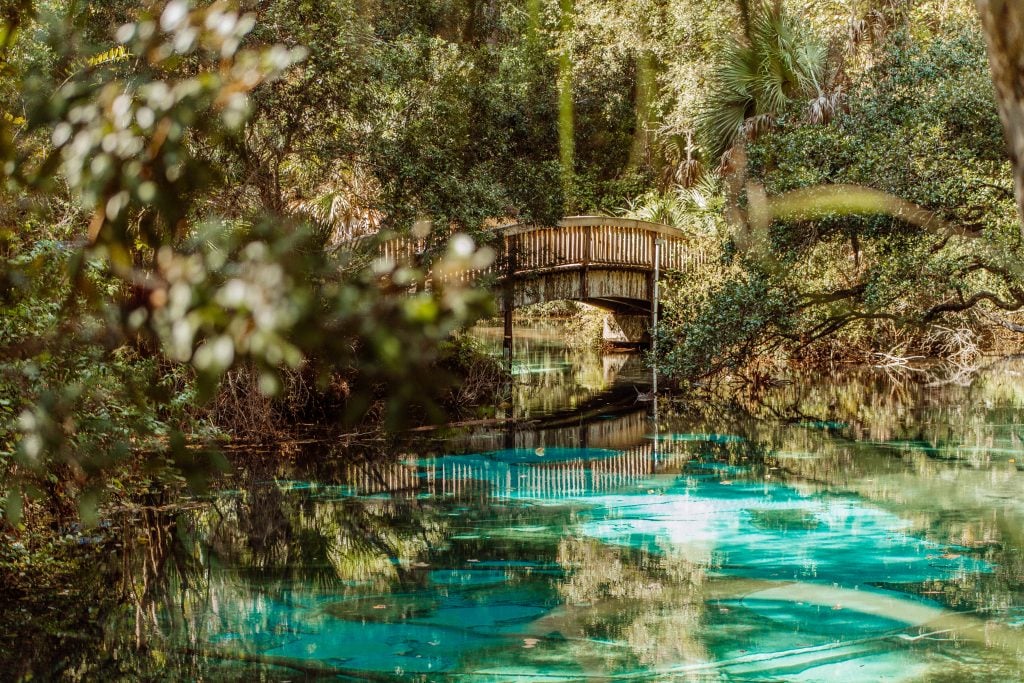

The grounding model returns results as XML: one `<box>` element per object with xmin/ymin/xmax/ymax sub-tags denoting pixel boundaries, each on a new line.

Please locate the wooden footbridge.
<box><xmin>378</xmin><ymin>216</ymin><xmax>705</xmax><ymax>350</ymax></box>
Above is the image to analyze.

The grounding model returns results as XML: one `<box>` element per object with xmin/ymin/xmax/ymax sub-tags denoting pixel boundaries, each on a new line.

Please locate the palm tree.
<box><xmin>700</xmin><ymin>1</ymin><xmax>827</xmax><ymax>164</ymax></box>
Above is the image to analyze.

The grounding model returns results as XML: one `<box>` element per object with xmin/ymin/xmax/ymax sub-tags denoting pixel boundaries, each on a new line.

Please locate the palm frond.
<box><xmin>699</xmin><ymin>1</ymin><xmax>827</xmax><ymax>160</ymax></box>
<box><xmin>657</xmin><ymin>130</ymin><xmax>705</xmax><ymax>189</ymax></box>
<box><xmin>807</xmin><ymin>84</ymin><xmax>844</xmax><ymax>125</ymax></box>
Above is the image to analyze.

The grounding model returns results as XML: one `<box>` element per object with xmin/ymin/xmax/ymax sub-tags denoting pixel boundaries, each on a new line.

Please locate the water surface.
<box><xmin>73</xmin><ymin>326</ymin><xmax>1024</xmax><ymax>679</ymax></box>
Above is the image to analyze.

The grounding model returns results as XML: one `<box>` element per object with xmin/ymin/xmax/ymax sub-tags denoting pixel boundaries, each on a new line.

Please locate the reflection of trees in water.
<box><xmin>665</xmin><ymin>365</ymin><xmax>1024</xmax><ymax>619</ymax></box>
<box><xmin>551</xmin><ymin>537</ymin><xmax>709</xmax><ymax>671</ymax></box>
<box><xmin>101</xmin><ymin>454</ymin><xmax>457</xmax><ymax>677</ymax></box>
<box><xmin>105</xmin><ymin>439</ymin><xmax>725</xmax><ymax>678</ymax></box>
<box><xmin>212</xmin><ymin>463</ymin><xmax>449</xmax><ymax>582</ymax></box>
<box><xmin>694</xmin><ymin>362</ymin><xmax>1024</xmax><ymax>447</ymax></box>
<box><xmin>36</xmin><ymin>363</ymin><xmax>1024</xmax><ymax>677</ymax></box>
<box><xmin>96</xmin><ymin>503</ymin><xmax>207</xmax><ymax>678</ymax></box>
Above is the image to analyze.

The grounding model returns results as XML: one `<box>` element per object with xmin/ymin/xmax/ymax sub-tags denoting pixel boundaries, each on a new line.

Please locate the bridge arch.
<box><xmin>491</xmin><ymin>216</ymin><xmax>703</xmax><ymax>349</ymax></box>
<box><xmin>378</xmin><ymin>215</ymin><xmax>703</xmax><ymax>349</ymax></box>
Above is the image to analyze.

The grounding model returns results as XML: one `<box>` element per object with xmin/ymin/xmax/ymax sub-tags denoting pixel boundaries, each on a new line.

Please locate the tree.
<box><xmin>0</xmin><ymin>1</ymin><xmax>495</xmax><ymax>522</ymax></box>
<box><xmin>699</xmin><ymin>1</ymin><xmax>828</xmax><ymax>163</ymax></box>
<box><xmin>976</xmin><ymin>1</ymin><xmax>1024</xmax><ymax>235</ymax></box>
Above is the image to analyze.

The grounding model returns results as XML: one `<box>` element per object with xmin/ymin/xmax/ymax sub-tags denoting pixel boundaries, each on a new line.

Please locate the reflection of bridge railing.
<box><xmin>343</xmin><ymin>410</ymin><xmax>699</xmax><ymax>500</ymax></box>
<box><xmin>345</xmin><ymin>443</ymin><xmax>694</xmax><ymax>500</ymax></box>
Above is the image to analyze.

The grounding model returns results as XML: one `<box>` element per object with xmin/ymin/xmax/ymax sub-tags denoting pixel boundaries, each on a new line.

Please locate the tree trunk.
<box><xmin>976</xmin><ymin>1</ymin><xmax>1024</xmax><ymax>237</ymax></box>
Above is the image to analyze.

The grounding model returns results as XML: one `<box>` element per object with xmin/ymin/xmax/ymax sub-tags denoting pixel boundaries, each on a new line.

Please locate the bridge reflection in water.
<box><xmin>472</xmin><ymin>321</ymin><xmax>650</xmax><ymax>419</ymax></box>
<box><xmin>342</xmin><ymin>404</ymin><xmax>701</xmax><ymax>501</ymax></box>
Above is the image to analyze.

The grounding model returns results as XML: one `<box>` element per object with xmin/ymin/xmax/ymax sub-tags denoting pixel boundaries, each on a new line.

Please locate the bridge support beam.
<box><xmin>602</xmin><ymin>313</ymin><xmax>650</xmax><ymax>345</ymax></box>
<box><xmin>502</xmin><ymin>240</ymin><xmax>517</xmax><ymax>360</ymax></box>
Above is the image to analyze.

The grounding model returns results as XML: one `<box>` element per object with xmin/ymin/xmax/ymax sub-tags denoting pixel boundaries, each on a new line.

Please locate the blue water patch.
<box><xmin>470</xmin><ymin>560</ymin><xmax>559</xmax><ymax>569</ymax></box>
<box><xmin>796</xmin><ymin>420</ymin><xmax>850</xmax><ymax>431</ymax></box>
<box><xmin>191</xmin><ymin>443</ymin><xmax>1002</xmax><ymax>680</ymax></box>
<box><xmin>207</xmin><ymin>630</ymin><xmax>298</xmax><ymax>650</ymax></box>
<box><xmin>575</xmin><ymin>482</ymin><xmax>991</xmax><ymax>585</ymax></box>
<box><xmin>722</xmin><ymin>598</ymin><xmax>909</xmax><ymax>636</ymax></box>
<box><xmin>685</xmin><ymin>460</ymin><xmax>750</xmax><ymax>476</ymax></box>
<box><xmin>204</xmin><ymin>582</ymin><xmax>560</xmax><ymax>674</ymax></box>
<box><xmin>264</xmin><ymin>620</ymin><xmax>483</xmax><ymax>673</ymax></box>
<box><xmin>429</xmin><ymin>569</ymin><xmax>510</xmax><ymax>587</ymax></box>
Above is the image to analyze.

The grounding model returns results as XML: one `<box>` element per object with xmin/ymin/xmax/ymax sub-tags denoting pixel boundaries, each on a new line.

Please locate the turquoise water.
<box><xmin>172</xmin><ymin>441</ymin><xmax>1016</xmax><ymax>681</ymax></box>
<box><xmin>97</xmin><ymin>324</ymin><xmax>1024</xmax><ymax>680</ymax></box>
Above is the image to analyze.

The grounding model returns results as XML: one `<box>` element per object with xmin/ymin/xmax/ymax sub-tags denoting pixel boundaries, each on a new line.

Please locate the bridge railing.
<box><xmin>503</xmin><ymin>218</ymin><xmax>704</xmax><ymax>274</ymax></box>
<box><xmin>372</xmin><ymin>215</ymin><xmax>704</xmax><ymax>284</ymax></box>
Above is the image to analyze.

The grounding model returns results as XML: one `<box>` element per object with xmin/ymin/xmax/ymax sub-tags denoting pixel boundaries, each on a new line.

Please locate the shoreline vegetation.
<box><xmin>6</xmin><ymin>0</ymin><xmax>1024</xmax><ymax>677</ymax></box>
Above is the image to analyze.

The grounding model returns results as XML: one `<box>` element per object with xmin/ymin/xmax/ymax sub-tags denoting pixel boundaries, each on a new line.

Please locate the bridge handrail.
<box><xmin>368</xmin><ymin>215</ymin><xmax>704</xmax><ymax>289</ymax></box>
<box><xmin>495</xmin><ymin>215</ymin><xmax>692</xmax><ymax>241</ymax></box>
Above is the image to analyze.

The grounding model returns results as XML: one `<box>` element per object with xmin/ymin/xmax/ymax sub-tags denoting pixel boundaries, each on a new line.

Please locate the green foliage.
<box><xmin>0</xmin><ymin>2</ymin><xmax>495</xmax><ymax>523</ymax></box>
<box><xmin>745</xmin><ymin>21</ymin><xmax>1017</xmax><ymax>289</ymax></box>
<box><xmin>749</xmin><ymin>25</ymin><xmax>1010</xmax><ymax>229</ymax></box>
<box><xmin>658</xmin><ymin>18</ymin><xmax>1023</xmax><ymax>382</ymax></box>
<box><xmin>620</xmin><ymin>176</ymin><xmax>724</xmax><ymax>235</ymax></box>
<box><xmin>700</xmin><ymin>1</ymin><xmax>827</xmax><ymax>160</ymax></box>
<box><xmin>659</xmin><ymin>261</ymin><xmax>796</xmax><ymax>379</ymax></box>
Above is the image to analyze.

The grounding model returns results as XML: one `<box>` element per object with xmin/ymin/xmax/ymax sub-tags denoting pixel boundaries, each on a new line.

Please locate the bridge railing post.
<box><xmin>503</xmin><ymin>234</ymin><xmax>516</xmax><ymax>362</ymax></box>
<box><xmin>652</xmin><ymin>238</ymin><xmax>663</xmax><ymax>397</ymax></box>
<box><xmin>580</xmin><ymin>223</ymin><xmax>591</xmax><ymax>299</ymax></box>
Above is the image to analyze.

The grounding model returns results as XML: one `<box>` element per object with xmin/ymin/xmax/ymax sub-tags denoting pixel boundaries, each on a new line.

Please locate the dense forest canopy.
<box><xmin>3</xmin><ymin>0</ymin><xmax>1024</xmax><ymax>522</ymax></box>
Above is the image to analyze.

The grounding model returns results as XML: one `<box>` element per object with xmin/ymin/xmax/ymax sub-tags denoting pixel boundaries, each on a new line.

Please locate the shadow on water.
<box><xmin>7</xmin><ymin>323</ymin><xmax>1024</xmax><ymax>680</ymax></box>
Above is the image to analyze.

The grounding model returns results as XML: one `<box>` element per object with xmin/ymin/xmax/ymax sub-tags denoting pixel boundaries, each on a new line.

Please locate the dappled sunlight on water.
<box><xmin>99</xmin><ymin>329</ymin><xmax>1024</xmax><ymax>680</ymax></box>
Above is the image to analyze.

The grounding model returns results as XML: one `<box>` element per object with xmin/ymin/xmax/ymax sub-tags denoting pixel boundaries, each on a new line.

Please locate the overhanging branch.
<box><xmin>923</xmin><ymin>290</ymin><xmax>1024</xmax><ymax>322</ymax></box>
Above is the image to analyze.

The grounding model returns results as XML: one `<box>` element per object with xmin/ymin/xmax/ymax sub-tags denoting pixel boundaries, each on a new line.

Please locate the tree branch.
<box><xmin>978</xmin><ymin>307</ymin><xmax>1024</xmax><ymax>333</ymax></box>
<box><xmin>923</xmin><ymin>290</ymin><xmax>1024</xmax><ymax>322</ymax></box>
<box><xmin>795</xmin><ymin>283</ymin><xmax>868</xmax><ymax>309</ymax></box>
